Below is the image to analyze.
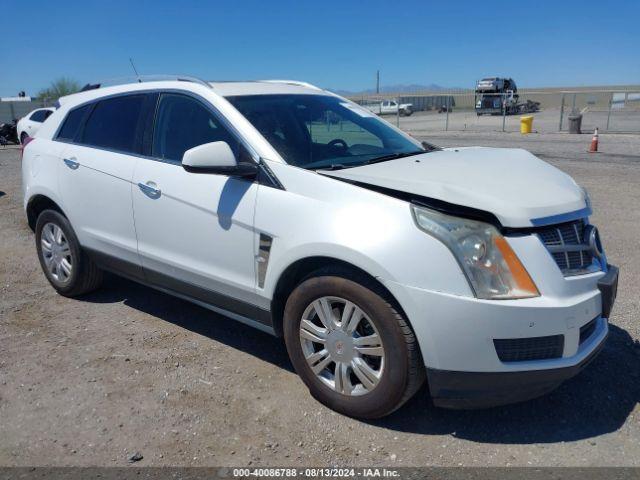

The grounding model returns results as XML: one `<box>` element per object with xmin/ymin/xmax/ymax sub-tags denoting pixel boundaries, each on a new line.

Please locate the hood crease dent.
<box><xmin>319</xmin><ymin>147</ymin><xmax>588</xmax><ymax>228</ymax></box>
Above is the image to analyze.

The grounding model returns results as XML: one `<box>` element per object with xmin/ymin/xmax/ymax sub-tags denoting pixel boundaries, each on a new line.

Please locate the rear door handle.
<box><xmin>63</xmin><ymin>158</ymin><xmax>79</xmax><ymax>170</ymax></box>
<box><xmin>138</xmin><ymin>181</ymin><xmax>161</xmax><ymax>198</ymax></box>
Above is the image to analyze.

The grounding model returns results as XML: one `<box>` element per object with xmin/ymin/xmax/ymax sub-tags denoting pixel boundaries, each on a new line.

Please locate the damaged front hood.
<box><xmin>320</xmin><ymin>147</ymin><xmax>588</xmax><ymax>228</ymax></box>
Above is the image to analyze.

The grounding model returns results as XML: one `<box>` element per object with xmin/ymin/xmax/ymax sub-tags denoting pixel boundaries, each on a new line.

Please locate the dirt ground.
<box><xmin>1</xmin><ymin>132</ymin><xmax>639</xmax><ymax>467</ymax></box>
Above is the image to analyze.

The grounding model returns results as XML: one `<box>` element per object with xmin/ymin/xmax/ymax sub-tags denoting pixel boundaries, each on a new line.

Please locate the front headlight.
<box><xmin>411</xmin><ymin>205</ymin><xmax>539</xmax><ymax>300</ymax></box>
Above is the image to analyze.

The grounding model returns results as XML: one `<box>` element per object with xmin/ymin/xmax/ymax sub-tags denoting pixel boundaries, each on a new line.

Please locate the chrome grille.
<box><xmin>536</xmin><ymin>219</ymin><xmax>599</xmax><ymax>275</ymax></box>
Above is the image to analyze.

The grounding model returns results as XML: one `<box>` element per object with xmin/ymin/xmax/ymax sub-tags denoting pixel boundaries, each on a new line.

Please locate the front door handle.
<box><xmin>63</xmin><ymin>158</ymin><xmax>79</xmax><ymax>170</ymax></box>
<box><xmin>138</xmin><ymin>181</ymin><xmax>161</xmax><ymax>198</ymax></box>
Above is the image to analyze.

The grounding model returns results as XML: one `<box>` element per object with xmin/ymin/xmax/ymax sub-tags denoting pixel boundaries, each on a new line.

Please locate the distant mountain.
<box><xmin>329</xmin><ymin>83</ymin><xmax>456</xmax><ymax>95</ymax></box>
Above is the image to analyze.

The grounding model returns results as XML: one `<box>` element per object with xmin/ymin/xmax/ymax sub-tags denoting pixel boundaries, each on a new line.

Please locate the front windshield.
<box><xmin>227</xmin><ymin>94</ymin><xmax>424</xmax><ymax>169</ymax></box>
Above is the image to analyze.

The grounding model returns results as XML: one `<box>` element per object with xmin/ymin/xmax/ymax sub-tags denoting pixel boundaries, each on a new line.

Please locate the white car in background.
<box><xmin>364</xmin><ymin>99</ymin><xmax>413</xmax><ymax>116</ymax></box>
<box><xmin>17</xmin><ymin>107</ymin><xmax>55</xmax><ymax>144</ymax></box>
<box><xmin>21</xmin><ymin>77</ymin><xmax>617</xmax><ymax>418</ymax></box>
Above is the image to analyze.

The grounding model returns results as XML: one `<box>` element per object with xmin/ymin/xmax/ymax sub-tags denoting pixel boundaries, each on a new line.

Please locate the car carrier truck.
<box><xmin>475</xmin><ymin>77</ymin><xmax>540</xmax><ymax>115</ymax></box>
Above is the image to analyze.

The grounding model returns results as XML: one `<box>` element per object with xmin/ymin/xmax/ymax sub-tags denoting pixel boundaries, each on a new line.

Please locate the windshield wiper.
<box><xmin>312</xmin><ymin>150</ymin><xmax>427</xmax><ymax>171</ymax></box>
<box><xmin>364</xmin><ymin>150</ymin><xmax>425</xmax><ymax>165</ymax></box>
<box><xmin>314</xmin><ymin>163</ymin><xmax>349</xmax><ymax>171</ymax></box>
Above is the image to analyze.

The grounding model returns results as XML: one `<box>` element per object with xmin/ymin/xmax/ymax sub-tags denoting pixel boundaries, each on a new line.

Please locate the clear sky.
<box><xmin>2</xmin><ymin>0</ymin><xmax>638</xmax><ymax>96</ymax></box>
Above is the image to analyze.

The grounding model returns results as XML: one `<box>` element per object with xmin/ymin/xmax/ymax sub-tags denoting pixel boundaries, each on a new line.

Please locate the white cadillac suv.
<box><xmin>21</xmin><ymin>77</ymin><xmax>618</xmax><ymax>418</ymax></box>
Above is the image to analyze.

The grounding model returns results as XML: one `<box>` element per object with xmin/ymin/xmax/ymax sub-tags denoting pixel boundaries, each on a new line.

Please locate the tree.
<box><xmin>37</xmin><ymin>78</ymin><xmax>81</xmax><ymax>101</ymax></box>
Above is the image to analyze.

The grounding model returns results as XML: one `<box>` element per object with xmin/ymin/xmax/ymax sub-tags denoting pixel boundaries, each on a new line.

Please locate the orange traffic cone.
<box><xmin>589</xmin><ymin>128</ymin><xmax>599</xmax><ymax>153</ymax></box>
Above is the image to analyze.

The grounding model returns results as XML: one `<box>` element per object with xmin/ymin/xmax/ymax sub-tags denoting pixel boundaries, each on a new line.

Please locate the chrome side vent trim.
<box><xmin>257</xmin><ymin>234</ymin><xmax>273</xmax><ymax>288</ymax></box>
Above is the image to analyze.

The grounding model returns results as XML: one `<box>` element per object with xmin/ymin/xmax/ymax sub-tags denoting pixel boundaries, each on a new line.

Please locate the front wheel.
<box><xmin>283</xmin><ymin>271</ymin><xmax>425</xmax><ymax>418</ymax></box>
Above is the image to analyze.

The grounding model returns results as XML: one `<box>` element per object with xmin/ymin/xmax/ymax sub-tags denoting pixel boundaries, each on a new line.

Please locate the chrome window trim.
<box><xmin>52</xmin><ymin>88</ymin><xmax>261</xmax><ymax>164</ymax></box>
<box><xmin>50</xmin><ymin>88</ymin><xmax>285</xmax><ymax>190</ymax></box>
<box><xmin>53</xmin><ymin>91</ymin><xmax>151</xmax><ymax>148</ymax></box>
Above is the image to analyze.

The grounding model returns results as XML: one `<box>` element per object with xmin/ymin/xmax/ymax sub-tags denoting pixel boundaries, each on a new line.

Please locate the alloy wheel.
<box><xmin>40</xmin><ymin>222</ymin><xmax>73</xmax><ymax>284</ymax></box>
<box><xmin>299</xmin><ymin>296</ymin><xmax>385</xmax><ymax>396</ymax></box>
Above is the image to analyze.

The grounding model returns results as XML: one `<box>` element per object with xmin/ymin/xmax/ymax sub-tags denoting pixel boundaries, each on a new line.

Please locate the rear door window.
<box><xmin>80</xmin><ymin>95</ymin><xmax>146</xmax><ymax>153</ymax></box>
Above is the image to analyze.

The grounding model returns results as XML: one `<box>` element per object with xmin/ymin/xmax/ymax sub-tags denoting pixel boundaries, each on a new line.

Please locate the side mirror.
<box><xmin>182</xmin><ymin>141</ymin><xmax>258</xmax><ymax>178</ymax></box>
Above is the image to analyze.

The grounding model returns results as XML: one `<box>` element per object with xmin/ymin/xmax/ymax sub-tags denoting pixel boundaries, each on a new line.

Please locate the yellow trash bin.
<box><xmin>520</xmin><ymin>115</ymin><xmax>534</xmax><ymax>134</ymax></box>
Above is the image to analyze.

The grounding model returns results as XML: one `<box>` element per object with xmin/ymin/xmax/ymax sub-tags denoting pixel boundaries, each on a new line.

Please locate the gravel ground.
<box><xmin>0</xmin><ymin>132</ymin><xmax>639</xmax><ymax>467</ymax></box>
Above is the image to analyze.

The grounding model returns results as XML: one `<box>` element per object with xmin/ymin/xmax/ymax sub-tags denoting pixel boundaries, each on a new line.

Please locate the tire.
<box><xmin>35</xmin><ymin>209</ymin><xmax>102</xmax><ymax>297</ymax></box>
<box><xmin>283</xmin><ymin>269</ymin><xmax>425</xmax><ymax>418</ymax></box>
<box><xmin>20</xmin><ymin>132</ymin><xmax>27</xmax><ymax>145</ymax></box>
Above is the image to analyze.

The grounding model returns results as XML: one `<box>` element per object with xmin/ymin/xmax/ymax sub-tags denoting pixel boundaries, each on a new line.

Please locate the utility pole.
<box><xmin>376</xmin><ymin>70</ymin><xmax>380</xmax><ymax>94</ymax></box>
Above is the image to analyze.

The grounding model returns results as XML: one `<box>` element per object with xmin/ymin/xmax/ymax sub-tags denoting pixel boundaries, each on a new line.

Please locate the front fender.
<box><xmin>257</xmin><ymin>162</ymin><xmax>472</xmax><ymax>299</ymax></box>
<box><xmin>262</xmin><ymin>242</ymin><xmax>397</xmax><ymax>299</ymax></box>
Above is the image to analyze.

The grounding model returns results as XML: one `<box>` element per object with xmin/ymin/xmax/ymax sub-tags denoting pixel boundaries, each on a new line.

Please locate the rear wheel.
<box><xmin>35</xmin><ymin>210</ymin><xmax>102</xmax><ymax>296</ymax></box>
<box><xmin>283</xmin><ymin>271</ymin><xmax>425</xmax><ymax>418</ymax></box>
<box><xmin>20</xmin><ymin>132</ymin><xmax>28</xmax><ymax>144</ymax></box>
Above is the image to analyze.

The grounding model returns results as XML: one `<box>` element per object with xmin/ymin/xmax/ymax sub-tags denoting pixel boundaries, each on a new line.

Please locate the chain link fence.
<box><xmin>349</xmin><ymin>89</ymin><xmax>640</xmax><ymax>134</ymax></box>
<box><xmin>3</xmin><ymin>89</ymin><xmax>639</xmax><ymax>135</ymax></box>
<box><xmin>558</xmin><ymin>91</ymin><xmax>640</xmax><ymax>133</ymax></box>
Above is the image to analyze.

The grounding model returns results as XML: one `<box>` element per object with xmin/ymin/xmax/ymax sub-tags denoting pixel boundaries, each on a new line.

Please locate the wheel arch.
<box><xmin>26</xmin><ymin>194</ymin><xmax>66</xmax><ymax>231</ymax></box>
<box><xmin>270</xmin><ymin>256</ymin><xmax>412</xmax><ymax>340</ymax></box>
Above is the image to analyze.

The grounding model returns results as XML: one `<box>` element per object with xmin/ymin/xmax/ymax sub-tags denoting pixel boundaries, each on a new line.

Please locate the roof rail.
<box><xmin>260</xmin><ymin>79</ymin><xmax>321</xmax><ymax>90</ymax></box>
<box><xmin>80</xmin><ymin>83</ymin><xmax>101</xmax><ymax>92</ymax></box>
<box><xmin>78</xmin><ymin>74</ymin><xmax>212</xmax><ymax>92</ymax></box>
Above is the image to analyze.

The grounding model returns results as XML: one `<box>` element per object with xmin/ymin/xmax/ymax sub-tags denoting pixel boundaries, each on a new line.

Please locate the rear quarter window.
<box><xmin>56</xmin><ymin>105</ymin><xmax>91</xmax><ymax>141</ymax></box>
<box><xmin>29</xmin><ymin>110</ymin><xmax>48</xmax><ymax>122</ymax></box>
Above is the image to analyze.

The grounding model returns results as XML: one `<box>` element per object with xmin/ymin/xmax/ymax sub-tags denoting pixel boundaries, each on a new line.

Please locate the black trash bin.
<box><xmin>568</xmin><ymin>114</ymin><xmax>582</xmax><ymax>134</ymax></box>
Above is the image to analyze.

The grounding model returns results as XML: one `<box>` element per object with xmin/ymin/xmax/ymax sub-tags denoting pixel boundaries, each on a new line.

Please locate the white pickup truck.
<box><xmin>363</xmin><ymin>99</ymin><xmax>413</xmax><ymax>116</ymax></box>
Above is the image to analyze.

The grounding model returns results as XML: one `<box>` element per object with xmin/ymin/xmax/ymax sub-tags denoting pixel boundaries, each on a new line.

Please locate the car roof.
<box><xmin>56</xmin><ymin>79</ymin><xmax>330</xmax><ymax>109</ymax></box>
<box><xmin>209</xmin><ymin>80</ymin><xmax>326</xmax><ymax>97</ymax></box>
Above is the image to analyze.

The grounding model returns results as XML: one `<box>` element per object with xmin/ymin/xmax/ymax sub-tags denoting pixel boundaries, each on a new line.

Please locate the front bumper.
<box><xmin>382</xmin><ymin>259</ymin><xmax>617</xmax><ymax>409</ymax></box>
<box><xmin>427</xmin><ymin>325</ymin><xmax>607</xmax><ymax>409</ymax></box>
<box><xmin>598</xmin><ymin>265</ymin><xmax>619</xmax><ymax>319</ymax></box>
